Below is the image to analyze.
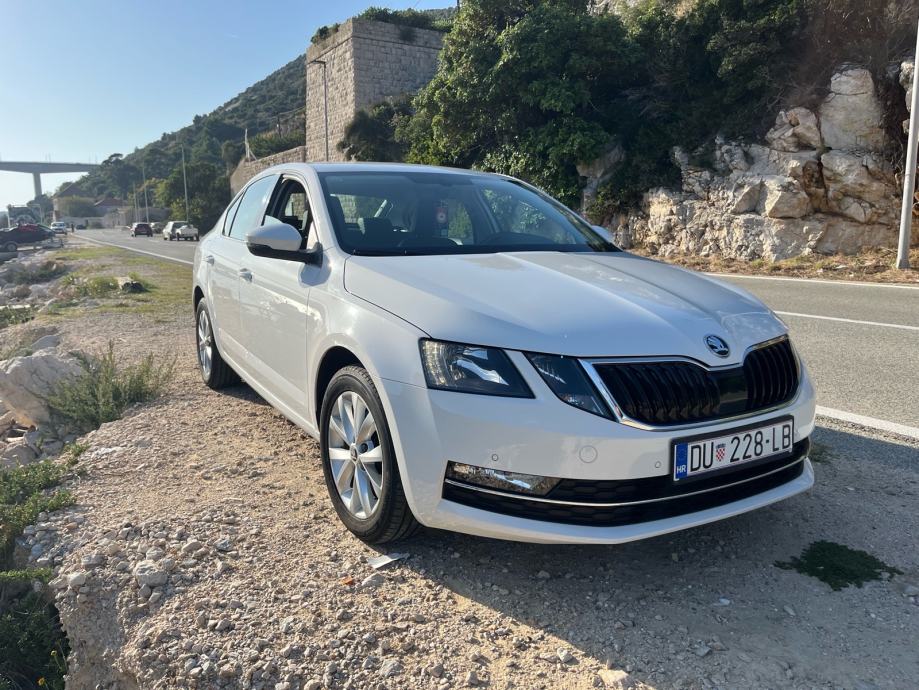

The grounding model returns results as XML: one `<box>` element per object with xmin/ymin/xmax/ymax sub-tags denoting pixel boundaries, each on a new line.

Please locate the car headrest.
<box><xmin>358</xmin><ymin>217</ymin><xmax>395</xmax><ymax>247</ymax></box>
<box><xmin>327</xmin><ymin>196</ymin><xmax>347</xmax><ymax>231</ymax></box>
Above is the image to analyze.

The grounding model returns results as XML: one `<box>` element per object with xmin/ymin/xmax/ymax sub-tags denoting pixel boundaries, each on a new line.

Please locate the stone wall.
<box><xmin>306</xmin><ymin>19</ymin><xmax>443</xmax><ymax>162</ymax></box>
<box><xmin>229</xmin><ymin>146</ymin><xmax>306</xmax><ymax>195</ymax></box>
<box><xmin>618</xmin><ymin>65</ymin><xmax>917</xmax><ymax>260</ymax></box>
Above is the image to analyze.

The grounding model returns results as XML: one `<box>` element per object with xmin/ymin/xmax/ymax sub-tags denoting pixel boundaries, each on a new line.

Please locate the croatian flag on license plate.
<box><xmin>715</xmin><ymin>443</ymin><xmax>726</xmax><ymax>462</ymax></box>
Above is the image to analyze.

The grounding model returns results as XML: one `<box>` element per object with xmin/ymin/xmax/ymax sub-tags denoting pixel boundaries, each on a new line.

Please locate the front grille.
<box><xmin>592</xmin><ymin>338</ymin><xmax>798</xmax><ymax>426</ymax></box>
<box><xmin>442</xmin><ymin>439</ymin><xmax>809</xmax><ymax>527</ymax></box>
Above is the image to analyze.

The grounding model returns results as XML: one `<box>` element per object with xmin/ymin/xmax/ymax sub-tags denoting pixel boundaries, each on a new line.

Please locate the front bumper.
<box><xmin>378</xmin><ymin>357</ymin><xmax>816</xmax><ymax>544</ymax></box>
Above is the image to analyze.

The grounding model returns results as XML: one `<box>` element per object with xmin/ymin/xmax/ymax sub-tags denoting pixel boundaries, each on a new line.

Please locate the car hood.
<box><xmin>344</xmin><ymin>251</ymin><xmax>785</xmax><ymax>364</ymax></box>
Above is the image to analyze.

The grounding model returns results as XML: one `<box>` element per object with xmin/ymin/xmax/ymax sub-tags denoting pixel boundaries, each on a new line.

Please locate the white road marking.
<box><xmin>710</xmin><ymin>272</ymin><xmax>919</xmax><ymax>290</ymax></box>
<box><xmin>77</xmin><ymin>234</ymin><xmax>193</xmax><ymax>266</ymax></box>
<box><xmin>817</xmin><ymin>406</ymin><xmax>919</xmax><ymax>442</ymax></box>
<box><xmin>775</xmin><ymin>311</ymin><xmax>919</xmax><ymax>332</ymax></box>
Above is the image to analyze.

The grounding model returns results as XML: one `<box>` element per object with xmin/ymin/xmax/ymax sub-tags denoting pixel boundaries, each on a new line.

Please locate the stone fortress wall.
<box><xmin>231</xmin><ymin>19</ymin><xmax>443</xmax><ymax>194</ymax></box>
<box><xmin>306</xmin><ymin>19</ymin><xmax>443</xmax><ymax>163</ymax></box>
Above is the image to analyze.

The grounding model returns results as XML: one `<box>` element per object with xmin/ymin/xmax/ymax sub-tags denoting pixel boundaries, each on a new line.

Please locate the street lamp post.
<box><xmin>181</xmin><ymin>146</ymin><xmax>190</xmax><ymax>222</ymax></box>
<box><xmin>142</xmin><ymin>163</ymin><xmax>150</xmax><ymax>223</ymax></box>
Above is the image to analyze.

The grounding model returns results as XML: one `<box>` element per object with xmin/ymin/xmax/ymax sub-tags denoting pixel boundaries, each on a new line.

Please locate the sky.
<box><xmin>0</xmin><ymin>0</ymin><xmax>450</xmax><ymax>209</ymax></box>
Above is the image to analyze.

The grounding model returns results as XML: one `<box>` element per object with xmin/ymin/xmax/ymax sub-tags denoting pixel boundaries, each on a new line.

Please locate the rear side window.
<box><xmin>228</xmin><ymin>175</ymin><xmax>278</xmax><ymax>240</ymax></box>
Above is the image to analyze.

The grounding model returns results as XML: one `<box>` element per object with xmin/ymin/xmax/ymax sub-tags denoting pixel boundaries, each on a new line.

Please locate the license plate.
<box><xmin>673</xmin><ymin>418</ymin><xmax>794</xmax><ymax>481</ymax></box>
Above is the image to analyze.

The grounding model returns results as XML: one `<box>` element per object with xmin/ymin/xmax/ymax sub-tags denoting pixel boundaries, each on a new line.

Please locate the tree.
<box><xmin>156</xmin><ymin>161</ymin><xmax>229</xmax><ymax>231</ymax></box>
<box><xmin>95</xmin><ymin>153</ymin><xmax>140</xmax><ymax>199</ymax></box>
<box><xmin>190</xmin><ymin>132</ymin><xmax>223</xmax><ymax>166</ymax></box>
<box><xmin>402</xmin><ymin>0</ymin><xmax>642</xmax><ymax>205</ymax></box>
<box><xmin>338</xmin><ymin>97</ymin><xmax>413</xmax><ymax>162</ymax></box>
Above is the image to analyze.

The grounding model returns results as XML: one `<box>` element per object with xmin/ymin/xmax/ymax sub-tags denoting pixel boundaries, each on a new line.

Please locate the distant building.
<box><xmin>94</xmin><ymin>196</ymin><xmax>125</xmax><ymax>215</ymax></box>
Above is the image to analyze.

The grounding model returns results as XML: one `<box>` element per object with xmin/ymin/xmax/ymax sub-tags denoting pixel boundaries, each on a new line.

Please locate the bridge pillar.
<box><xmin>32</xmin><ymin>172</ymin><xmax>42</xmax><ymax>199</ymax></box>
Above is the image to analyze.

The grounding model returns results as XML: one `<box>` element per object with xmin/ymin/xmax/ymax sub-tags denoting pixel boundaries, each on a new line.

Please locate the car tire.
<box><xmin>320</xmin><ymin>366</ymin><xmax>419</xmax><ymax>544</ymax></box>
<box><xmin>2</xmin><ymin>241</ymin><xmax>17</xmax><ymax>253</ymax></box>
<box><xmin>195</xmin><ymin>300</ymin><xmax>238</xmax><ymax>389</ymax></box>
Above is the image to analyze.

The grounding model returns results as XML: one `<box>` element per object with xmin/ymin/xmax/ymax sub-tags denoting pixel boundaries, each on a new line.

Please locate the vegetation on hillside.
<box><xmin>311</xmin><ymin>6</ymin><xmax>455</xmax><ymax>45</ymax></box>
<box><xmin>337</xmin><ymin>0</ymin><xmax>914</xmax><ymax>220</ymax></box>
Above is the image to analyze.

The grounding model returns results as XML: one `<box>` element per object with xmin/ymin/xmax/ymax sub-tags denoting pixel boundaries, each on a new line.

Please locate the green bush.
<box><xmin>0</xmin><ymin>590</ymin><xmax>68</xmax><ymax>690</ymax></box>
<box><xmin>0</xmin><ymin>461</ymin><xmax>72</xmax><ymax>690</ymax></box>
<box><xmin>0</xmin><ymin>306</ymin><xmax>35</xmax><ymax>329</ymax></box>
<box><xmin>47</xmin><ymin>343</ymin><xmax>175</xmax><ymax>432</ymax></box>
<box><xmin>0</xmin><ymin>462</ymin><xmax>72</xmax><ymax>562</ymax></box>
<box><xmin>338</xmin><ymin>97</ymin><xmax>414</xmax><ymax>162</ymax></box>
<box><xmin>9</xmin><ymin>261</ymin><xmax>68</xmax><ymax>286</ymax></box>
<box><xmin>60</xmin><ymin>275</ymin><xmax>119</xmax><ymax>299</ymax></box>
<box><xmin>403</xmin><ymin>0</ymin><xmax>642</xmax><ymax>207</ymax></box>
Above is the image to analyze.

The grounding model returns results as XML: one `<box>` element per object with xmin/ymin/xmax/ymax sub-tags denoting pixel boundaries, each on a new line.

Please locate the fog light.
<box><xmin>445</xmin><ymin>462</ymin><xmax>560</xmax><ymax>496</ymax></box>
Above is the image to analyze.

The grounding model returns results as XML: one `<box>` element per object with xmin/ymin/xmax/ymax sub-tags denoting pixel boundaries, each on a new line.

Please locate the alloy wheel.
<box><xmin>197</xmin><ymin>309</ymin><xmax>213</xmax><ymax>378</ymax></box>
<box><xmin>327</xmin><ymin>391</ymin><xmax>383</xmax><ymax>519</ymax></box>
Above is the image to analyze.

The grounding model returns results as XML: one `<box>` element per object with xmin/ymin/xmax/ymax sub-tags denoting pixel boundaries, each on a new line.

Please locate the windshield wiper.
<box><xmin>350</xmin><ymin>247</ymin><xmax>429</xmax><ymax>256</ymax></box>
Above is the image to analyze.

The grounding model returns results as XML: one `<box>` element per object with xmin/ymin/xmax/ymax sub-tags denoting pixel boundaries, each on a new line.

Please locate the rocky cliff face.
<box><xmin>621</xmin><ymin>64</ymin><xmax>916</xmax><ymax>261</ymax></box>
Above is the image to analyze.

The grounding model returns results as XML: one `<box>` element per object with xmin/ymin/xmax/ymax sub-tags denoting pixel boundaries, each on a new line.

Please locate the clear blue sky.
<box><xmin>0</xmin><ymin>0</ymin><xmax>450</xmax><ymax>209</ymax></box>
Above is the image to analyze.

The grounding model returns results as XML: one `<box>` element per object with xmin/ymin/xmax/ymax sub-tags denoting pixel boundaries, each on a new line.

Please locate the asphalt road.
<box><xmin>76</xmin><ymin>228</ymin><xmax>919</xmax><ymax>433</ymax></box>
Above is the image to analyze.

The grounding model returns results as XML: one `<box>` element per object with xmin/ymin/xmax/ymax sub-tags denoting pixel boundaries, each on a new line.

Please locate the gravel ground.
<box><xmin>11</xmin><ymin>246</ymin><xmax>919</xmax><ymax>690</ymax></box>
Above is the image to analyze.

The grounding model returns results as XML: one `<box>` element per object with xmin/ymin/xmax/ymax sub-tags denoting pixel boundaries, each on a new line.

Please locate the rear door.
<box><xmin>207</xmin><ymin>174</ymin><xmax>278</xmax><ymax>367</ymax></box>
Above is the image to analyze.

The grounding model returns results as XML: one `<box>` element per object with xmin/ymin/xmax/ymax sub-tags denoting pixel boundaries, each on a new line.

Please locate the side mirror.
<box><xmin>246</xmin><ymin>222</ymin><xmax>321</xmax><ymax>264</ymax></box>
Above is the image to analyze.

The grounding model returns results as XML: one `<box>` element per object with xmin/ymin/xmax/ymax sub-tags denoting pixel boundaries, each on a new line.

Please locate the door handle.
<box><xmin>204</xmin><ymin>255</ymin><xmax>215</xmax><ymax>265</ymax></box>
<box><xmin>238</xmin><ymin>268</ymin><xmax>253</xmax><ymax>282</ymax></box>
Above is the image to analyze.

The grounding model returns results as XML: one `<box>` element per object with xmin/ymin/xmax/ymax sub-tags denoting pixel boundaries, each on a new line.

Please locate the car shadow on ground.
<box><xmin>388</xmin><ymin>425</ymin><xmax>919</xmax><ymax>688</ymax></box>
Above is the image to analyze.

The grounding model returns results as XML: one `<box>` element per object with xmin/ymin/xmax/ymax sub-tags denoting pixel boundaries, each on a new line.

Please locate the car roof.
<box><xmin>264</xmin><ymin>161</ymin><xmax>501</xmax><ymax>179</ymax></box>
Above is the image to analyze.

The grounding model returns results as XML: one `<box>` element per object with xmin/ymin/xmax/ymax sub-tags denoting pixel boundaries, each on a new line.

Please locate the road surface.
<box><xmin>76</xmin><ymin>228</ymin><xmax>919</xmax><ymax>434</ymax></box>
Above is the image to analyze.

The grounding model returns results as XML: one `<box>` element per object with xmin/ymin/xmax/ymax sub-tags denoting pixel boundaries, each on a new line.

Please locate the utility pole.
<box><xmin>181</xmin><ymin>146</ymin><xmax>190</xmax><ymax>221</ymax></box>
<box><xmin>897</xmin><ymin>21</ymin><xmax>919</xmax><ymax>270</ymax></box>
<box><xmin>142</xmin><ymin>163</ymin><xmax>150</xmax><ymax>223</ymax></box>
<box><xmin>133</xmin><ymin>184</ymin><xmax>139</xmax><ymax>223</ymax></box>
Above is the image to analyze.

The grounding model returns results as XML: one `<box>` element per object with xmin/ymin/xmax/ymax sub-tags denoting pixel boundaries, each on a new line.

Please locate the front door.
<box><xmin>238</xmin><ymin>176</ymin><xmax>315</xmax><ymax>420</ymax></box>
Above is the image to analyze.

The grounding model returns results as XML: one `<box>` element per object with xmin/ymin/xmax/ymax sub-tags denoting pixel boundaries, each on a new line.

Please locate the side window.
<box><xmin>228</xmin><ymin>175</ymin><xmax>278</xmax><ymax>240</ymax></box>
<box><xmin>266</xmin><ymin>179</ymin><xmax>310</xmax><ymax>234</ymax></box>
<box><xmin>222</xmin><ymin>194</ymin><xmax>243</xmax><ymax>235</ymax></box>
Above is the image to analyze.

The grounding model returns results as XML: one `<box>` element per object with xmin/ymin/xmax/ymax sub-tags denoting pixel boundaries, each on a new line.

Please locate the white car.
<box><xmin>163</xmin><ymin>220</ymin><xmax>198</xmax><ymax>241</ymax></box>
<box><xmin>192</xmin><ymin>163</ymin><xmax>815</xmax><ymax>544</ymax></box>
<box><xmin>49</xmin><ymin>221</ymin><xmax>69</xmax><ymax>235</ymax></box>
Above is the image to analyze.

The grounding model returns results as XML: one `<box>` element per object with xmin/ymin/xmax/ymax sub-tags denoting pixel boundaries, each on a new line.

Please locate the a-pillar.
<box><xmin>32</xmin><ymin>172</ymin><xmax>42</xmax><ymax>198</ymax></box>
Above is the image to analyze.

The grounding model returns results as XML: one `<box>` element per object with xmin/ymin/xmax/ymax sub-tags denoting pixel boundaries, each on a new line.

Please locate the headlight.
<box><xmin>420</xmin><ymin>340</ymin><xmax>532</xmax><ymax>397</ymax></box>
<box><xmin>526</xmin><ymin>353</ymin><xmax>610</xmax><ymax>417</ymax></box>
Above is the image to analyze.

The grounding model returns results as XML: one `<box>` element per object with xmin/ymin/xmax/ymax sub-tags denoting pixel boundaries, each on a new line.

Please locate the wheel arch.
<box><xmin>314</xmin><ymin>346</ymin><xmax>366</xmax><ymax>426</ymax></box>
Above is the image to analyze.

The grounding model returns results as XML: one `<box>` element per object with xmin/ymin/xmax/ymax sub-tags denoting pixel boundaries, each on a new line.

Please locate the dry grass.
<box><xmin>630</xmin><ymin>246</ymin><xmax>919</xmax><ymax>285</ymax></box>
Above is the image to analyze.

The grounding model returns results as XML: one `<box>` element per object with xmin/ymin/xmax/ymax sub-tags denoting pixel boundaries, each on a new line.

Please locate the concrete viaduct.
<box><xmin>0</xmin><ymin>161</ymin><xmax>99</xmax><ymax>198</ymax></box>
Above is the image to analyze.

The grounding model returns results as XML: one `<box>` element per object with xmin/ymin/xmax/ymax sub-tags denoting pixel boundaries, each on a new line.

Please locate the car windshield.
<box><xmin>318</xmin><ymin>171</ymin><xmax>618</xmax><ymax>256</ymax></box>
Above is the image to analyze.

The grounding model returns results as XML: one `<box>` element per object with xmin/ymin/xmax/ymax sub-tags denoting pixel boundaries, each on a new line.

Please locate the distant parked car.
<box><xmin>176</xmin><ymin>224</ymin><xmax>199</xmax><ymax>241</ymax></box>
<box><xmin>75</xmin><ymin>223</ymin><xmax>86</xmax><ymax>230</ymax></box>
<box><xmin>0</xmin><ymin>223</ymin><xmax>52</xmax><ymax>252</ymax></box>
<box><xmin>49</xmin><ymin>222</ymin><xmax>68</xmax><ymax>235</ymax></box>
<box><xmin>163</xmin><ymin>220</ymin><xmax>198</xmax><ymax>241</ymax></box>
<box><xmin>130</xmin><ymin>223</ymin><xmax>153</xmax><ymax>237</ymax></box>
